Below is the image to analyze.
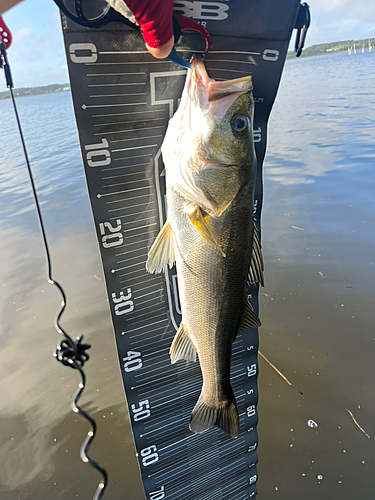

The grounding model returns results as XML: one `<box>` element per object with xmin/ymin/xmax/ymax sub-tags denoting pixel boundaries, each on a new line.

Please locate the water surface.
<box><xmin>1</xmin><ymin>50</ymin><xmax>374</xmax><ymax>499</ymax></box>
<box><xmin>258</xmin><ymin>50</ymin><xmax>375</xmax><ymax>499</ymax></box>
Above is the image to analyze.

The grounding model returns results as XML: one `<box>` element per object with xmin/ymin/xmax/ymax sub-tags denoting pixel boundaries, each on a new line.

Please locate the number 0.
<box><xmin>70</xmin><ymin>43</ymin><xmax>98</xmax><ymax>63</ymax></box>
<box><xmin>263</xmin><ymin>49</ymin><xmax>279</xmax><ymax>61</ymax></box>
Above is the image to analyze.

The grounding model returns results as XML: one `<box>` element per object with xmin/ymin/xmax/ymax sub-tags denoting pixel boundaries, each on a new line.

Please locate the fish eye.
<box><xmin>231</xmin><ymin>115</ymin><xmax>249</xmax><ymax>132</ymax></box>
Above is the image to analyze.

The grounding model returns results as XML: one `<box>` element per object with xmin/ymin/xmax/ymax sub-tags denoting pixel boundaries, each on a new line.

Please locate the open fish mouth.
<box><xmin>190</xmin><ymin>54</ymin><xmax>253</xmax><ymax>119</ymax></box>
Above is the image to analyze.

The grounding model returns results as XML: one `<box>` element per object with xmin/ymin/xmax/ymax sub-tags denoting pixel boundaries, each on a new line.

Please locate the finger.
<box><xmin>146</xmin><ymin>36</ymin><xmax>174</xmax><ymax>59</ymax></box>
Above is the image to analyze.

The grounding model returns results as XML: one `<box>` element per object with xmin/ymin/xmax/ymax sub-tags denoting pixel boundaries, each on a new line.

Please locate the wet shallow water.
<box><xmin>1</xmin><ymin>50</ymin><xmax>375</xmax><ymax>499</ymax></box>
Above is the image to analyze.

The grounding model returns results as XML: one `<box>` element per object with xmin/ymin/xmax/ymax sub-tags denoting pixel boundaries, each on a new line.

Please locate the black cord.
<box><xmin>1</xmin><ymin>43</ymin><xmax>108</xmax><ymax>500</ymax></box>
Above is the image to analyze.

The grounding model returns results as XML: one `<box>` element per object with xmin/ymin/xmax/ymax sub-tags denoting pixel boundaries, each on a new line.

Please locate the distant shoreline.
<box><xmin>1</xmin><ymin>36</ymin><xmax>374</xmax><ymax>99</ymax></box>
<box><xmin>0</xmin><ymin>84</ymin><xmax>71</xmax><ymax>101</ymax></box>
<box><xmin>287</xmin><ymin>37</ymin><xmax>374</xmax><ymax>59</ymax></box>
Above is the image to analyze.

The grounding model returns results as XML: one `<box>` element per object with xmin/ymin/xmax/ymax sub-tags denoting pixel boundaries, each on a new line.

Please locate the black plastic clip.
<box><xmin>54</xmin><ymin>335</ymin><xmax>91</xmax><ymax>368</ymax></box>
<box><xmin>0</xmin><ymin>43</ymin><xmax>13</xmax><ymax>88</ymax></box>
<box><xmin>294</xmin><ymin>2</ymin><xmax>311</xmax><ymax>57</ymax></box>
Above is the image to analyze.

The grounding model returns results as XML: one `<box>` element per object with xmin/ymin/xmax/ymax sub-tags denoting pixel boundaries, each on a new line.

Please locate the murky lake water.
<box><xmin>1</xmin><ymin>50</ymin><xmax>374</xmax><ymax>499</ymax></box>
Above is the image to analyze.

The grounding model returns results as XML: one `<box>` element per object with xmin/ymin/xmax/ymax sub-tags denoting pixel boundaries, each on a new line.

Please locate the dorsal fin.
<box><xmin>248</xmin><ymin>228</ymin><xmax>264</xmax><ymax>286</ymax></box>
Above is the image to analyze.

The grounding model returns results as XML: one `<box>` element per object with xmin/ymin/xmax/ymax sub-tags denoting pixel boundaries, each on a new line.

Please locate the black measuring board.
<box><xmin>61</xmin><ymin>2</ymin><xmax>300</xmax><ymax>498</ymax></box>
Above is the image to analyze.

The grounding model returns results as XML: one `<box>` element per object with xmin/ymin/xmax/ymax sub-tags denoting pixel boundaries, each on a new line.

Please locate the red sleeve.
<box><xmin>125</xmin><ymin>0</ymin><xmax>174</xmax><ymax>48</ymax></box>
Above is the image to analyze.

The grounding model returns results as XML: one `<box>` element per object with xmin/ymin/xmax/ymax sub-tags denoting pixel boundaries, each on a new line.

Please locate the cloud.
<box><xmin>0</xmin><ymin>9</ymin><xmax>68</xmax><ymax>91</ymax></box>
<box><xmin>0</xmin><ymin>1</ymin><xmax>67</xmax><ymax>89</ymax></box>
<box><xmin>306</xmin><ymin>0</ymin><xmax>375</xmax><ymax>46</ymax></box>
<box><xmin>14</xmin><ymin>25</ymin><xmax>33</xmax><ymax>40</ymax></box>
<box><xmin>311</xmin><ymin>0</ymin><xmax>375</xmax><ymax>17</ymax></box>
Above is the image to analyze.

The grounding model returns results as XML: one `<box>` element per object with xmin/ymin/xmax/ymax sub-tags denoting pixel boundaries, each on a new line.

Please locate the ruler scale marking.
<box><xmin>62</xmin><ymin>11</ymin><xmax>296</xmax><ymax>496</ymax></box>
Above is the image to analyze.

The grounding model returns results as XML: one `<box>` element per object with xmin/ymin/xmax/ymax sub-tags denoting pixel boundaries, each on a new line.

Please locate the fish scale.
<box><xmin>61</xmin><ymin>1</ymin><xmax>300</xmax><ymax>496</ymax></box>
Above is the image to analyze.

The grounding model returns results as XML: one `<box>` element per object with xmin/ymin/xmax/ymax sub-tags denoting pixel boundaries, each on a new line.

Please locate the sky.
<box><xmin>1</xmin><ymin>0</ymin><xmax>375</xmax><ymax>91</ymax></box>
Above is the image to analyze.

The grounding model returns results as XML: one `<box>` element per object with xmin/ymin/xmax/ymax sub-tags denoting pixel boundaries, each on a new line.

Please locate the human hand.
<box><xmin>106</xmin><ymin>0</ymin><xmax>175</xmax><ymax>58</ymax></box>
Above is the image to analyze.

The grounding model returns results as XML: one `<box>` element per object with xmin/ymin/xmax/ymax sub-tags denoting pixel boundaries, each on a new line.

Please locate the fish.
<box><xmin>146</xmin><ymin>55</ymin><xmax>263</xmax><ymax>438</ymax></box>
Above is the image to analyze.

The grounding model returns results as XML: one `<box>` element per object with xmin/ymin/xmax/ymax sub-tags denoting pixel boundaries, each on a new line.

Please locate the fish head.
<box><xmin>190</xmin><ymin>56</ymin><xmax>254</xmax><ymax>172</ymax></box>
<box><xmin>162</xmin><ymin>55</ymin><xmax>256</xmax><ymax>215</ymax></box>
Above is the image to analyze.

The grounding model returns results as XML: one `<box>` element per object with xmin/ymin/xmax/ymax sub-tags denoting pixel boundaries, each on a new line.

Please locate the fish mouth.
<box><xmin>191</xmin><ymin>54</ymin><xmax>211</xmax><ymax>89</ymax></box>
<box><xmin>190</xmin><ymin>55</ymin><xmax>253</xmax><ymax>98</ymax></box>
<box><xmin>194</xmin><ymin>151</ymin><xmax>229</xmax><ymax>171</ymax></box>
<box><xmin>190</xmin><ymin>55</ymin><xmax>253</xmax><ymax>118</ymax></box>
<box><xmin>197</xmin><ymin>161</ymin><xmax>229</xmax><ymax>171</ymax></box>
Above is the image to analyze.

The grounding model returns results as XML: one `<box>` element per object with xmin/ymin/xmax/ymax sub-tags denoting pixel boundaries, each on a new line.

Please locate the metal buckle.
<box><xmin>294</xmin><ymin>2</ymin><xmax>311</xmax><ymax>57</ymax></box>
<box><xmin>168</xmin><ymin>14</ymin><xmax>211</xmax><ymax>69</ymax></box>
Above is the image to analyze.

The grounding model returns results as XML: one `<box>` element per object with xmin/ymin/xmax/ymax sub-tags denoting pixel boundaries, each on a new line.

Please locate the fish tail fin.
<box><xmin>189</xmin><ymin>392</ymin><xmax>239</xmax><ymax>438</ymax></box>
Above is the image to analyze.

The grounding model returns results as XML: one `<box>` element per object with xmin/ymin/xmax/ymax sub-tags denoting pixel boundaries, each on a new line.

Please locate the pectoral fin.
<box><xmin>248</xmin><ymin>229</ymin><xmax>264</xmax><ymax>286</ymax></box>
<box><xmin>187</xmin><ymin>206</ymin><xmax>226</xmax><ymax>257</ymax></box>
<box><xmin>170</xmin><ymin>323</ymin><xmax>197</xmax><ymax>363</ymax></box>
<box><xmin>146</xmin><ymin>222</ymin><xmax>177</xmax><ymax>274</ymax></box>
<box><xmin>239</xmin><ymin>300</ymin><xmax>261</xmax><ymax>332</ymax></box>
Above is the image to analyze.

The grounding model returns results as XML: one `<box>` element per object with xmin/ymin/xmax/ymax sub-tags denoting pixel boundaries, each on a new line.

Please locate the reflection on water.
<box><xmin>1</xmin><ymin>50</ymin><xmax>375</xmax><ymax>499</ymax></box>
<box><xmin>257</xmin><ymin>50</ymin><xmax>375</xmax><ymax>499</ymax></box>
<box><xmin>0</xmin><ymin>93</ymin><xmax>144</xmax><ymax>499</ymax></box>
<box><xmin>265</xmin><ymin>50</ymin><xmax>375</xmax><ymax>185</ymax></box>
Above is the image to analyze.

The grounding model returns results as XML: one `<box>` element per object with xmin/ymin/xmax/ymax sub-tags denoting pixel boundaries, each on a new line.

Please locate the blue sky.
<box><xmin>1</xmin><ymin>0</ymin><xmax>68</xmax><ymax>90</ymax></box>
<box><xmin>1</xmin><ymin>0</ymin><xmax>375</xmax><ymax>91</ymax></box>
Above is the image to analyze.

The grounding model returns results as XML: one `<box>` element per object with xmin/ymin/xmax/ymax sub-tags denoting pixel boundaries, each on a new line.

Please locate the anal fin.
<box><xmin>249</xmin><ymin>228</ymin><xmax>264</xmax><ymax>286</ymax></box>
<box><xmin>186</xmin><ymin>206</ymin><xmax>226</xmax><ymax>257</ymax></box>
<box><xmin>146</xmin><ymin>221</ymin><xmax>177</xmax><ymax>274</ymax></box>
<box><xmin>239</xmin><ymin>300</ymin><xmax>261</xmax><ymax>332</ymax></box>
<box><xmin>170</xmin><ymin>323</ymin><xmax>197</xmax><ymax>363</ymax></box>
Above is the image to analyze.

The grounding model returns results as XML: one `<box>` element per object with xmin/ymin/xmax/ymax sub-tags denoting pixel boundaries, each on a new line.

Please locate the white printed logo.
<box><xmin>173</xmin><ymin>1</ymin><xmax>229</xmax><ymax>20</ymax></box>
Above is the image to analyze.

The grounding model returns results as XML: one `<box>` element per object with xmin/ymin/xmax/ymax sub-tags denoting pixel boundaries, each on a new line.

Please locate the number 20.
<box><xmin>99</xmin><ymin>220</ymin><xmax>123</xmax><ymax>248</ymax></box>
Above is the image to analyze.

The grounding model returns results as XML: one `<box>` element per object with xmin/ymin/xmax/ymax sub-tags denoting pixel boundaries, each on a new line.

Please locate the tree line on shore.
<box><xmin>287</xmin><ymin>37</ymin><xmax>374</xmax><ymax>59</ymax></box>
<box><xmin>0</xmin><ymin>83</ymin><xmax>70</xmax><ymax>100</ymax></box>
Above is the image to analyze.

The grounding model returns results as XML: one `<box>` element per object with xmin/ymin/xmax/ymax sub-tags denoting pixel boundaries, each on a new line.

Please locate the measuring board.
<box><xmin>61</xmin><ymin>2</ymin><xmax>300</xmax><ymax>498</ymax></box>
